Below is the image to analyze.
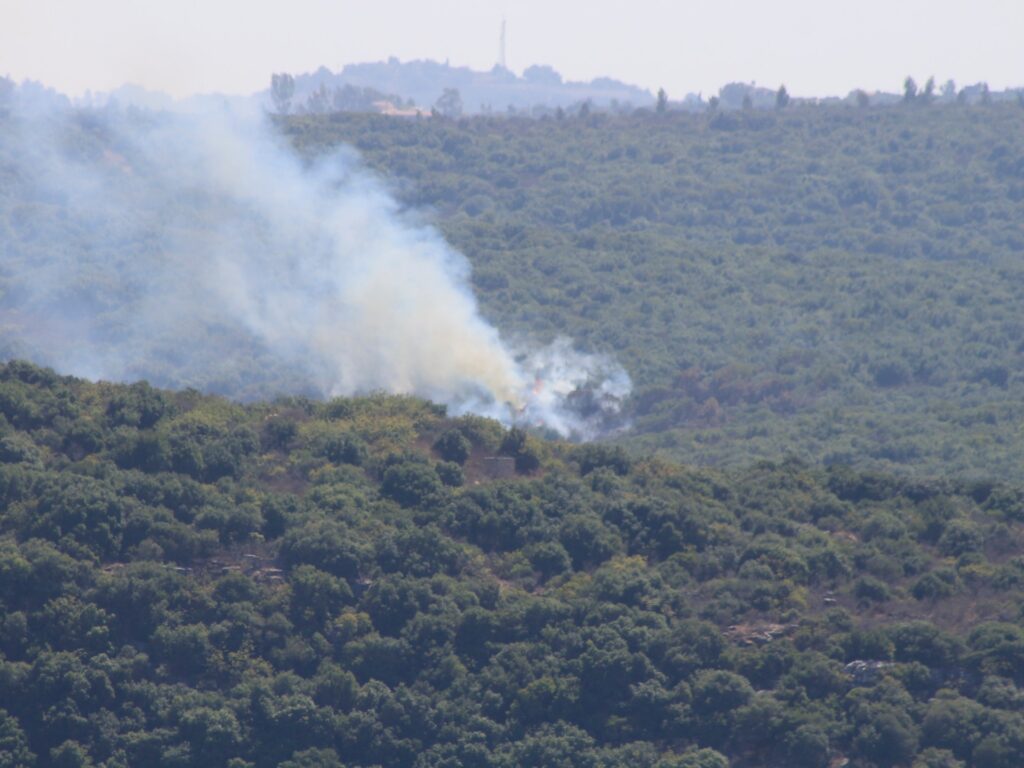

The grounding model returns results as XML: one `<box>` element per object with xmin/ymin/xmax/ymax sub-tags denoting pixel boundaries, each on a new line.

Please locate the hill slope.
<box><xmin>3</xmin><ymin>363</ymin><xmax>1024</xmax><ymax>766</ymax></box>
<box><xmin>283</xmin><ymin>103</ymin><xmax>1024</xmax><ymax>479</ymax></box>
<box><xmin>2</xmin><ymin>102</ymin><xmax>1023</xmax><ymax>478</ymax></box>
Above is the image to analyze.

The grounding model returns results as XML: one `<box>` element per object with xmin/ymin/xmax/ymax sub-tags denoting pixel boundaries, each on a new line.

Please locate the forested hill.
<box><xmin>4</xmin><ymin>363</ymin><xmax>1024</xmax><ymax>767</ymax></box>
<box><xmin>282</xmin><ymin>102</ymin><xmax>1024</xmax><ymax>480</ymax></box>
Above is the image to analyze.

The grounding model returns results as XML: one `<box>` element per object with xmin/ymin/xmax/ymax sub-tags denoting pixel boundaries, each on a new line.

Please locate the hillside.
<box><xmin>276</xmin><ymin>60</ymin><xmax>655</xmax><ymax>114</ymax></box>
<box><xmin>2</xmin><ymin>100</ymin><xmax>1023</xmax><ymax>479</ymax></box>
<box><xmin>3</xmin><ymin>363</ymin><xmax>1024</xmax><ymax>767</ymax></box>
<box><xmin>281</xmin><ymin>102</ymin><xmax>1024</xmax><ymax>480</ymax></box>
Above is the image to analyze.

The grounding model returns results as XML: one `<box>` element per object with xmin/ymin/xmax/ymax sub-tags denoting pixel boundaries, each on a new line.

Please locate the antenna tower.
<box><xmin>499</xmin><ymin>19</ymin><xmax>507</xmax><ymax>70</ymax></box>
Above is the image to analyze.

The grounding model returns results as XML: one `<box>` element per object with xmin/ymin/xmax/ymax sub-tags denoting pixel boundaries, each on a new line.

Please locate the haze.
<box><xmin>3</xmin><ymin>0</ymin><xmax>1021</xmax><ymax>100</ymax></box>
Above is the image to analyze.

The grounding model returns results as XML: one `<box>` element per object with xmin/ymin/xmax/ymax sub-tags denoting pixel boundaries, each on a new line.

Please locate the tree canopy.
<box><xmin>279</xmin><ymin>101</ymin><xmax>1024</xmax><ymax>480</ymax></box>
<box><xmin>0</xmin><ymin>363</ymin><xmax>1023</xmax><ymax>766</ymax></box>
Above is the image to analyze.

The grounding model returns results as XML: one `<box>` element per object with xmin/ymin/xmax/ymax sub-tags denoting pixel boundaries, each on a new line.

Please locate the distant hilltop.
<box><xmin>0</xmin><ymin>59</ymin><xmax>653</xmax><ymax>117</ymax></box>
<box><xmin>264</xmin><ymin>64</ymin><xmax>1022</xmax><ymax>118</ymax></box>
<box><xmin>7</xmin><ymin>65</ymin><xmax>1019</xmax><ymax>118</ymax></box>
<box><xmin>271</xmin><ymin>58</ymin><xmax>656</xmax><ymax>116</ymax></box>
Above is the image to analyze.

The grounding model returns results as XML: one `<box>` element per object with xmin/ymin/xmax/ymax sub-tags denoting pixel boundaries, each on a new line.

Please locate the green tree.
<box><xmin>854</xmin><ymin>704</ymin><xmax>919</xmax><ymax>767</ymax></box>
<box><xmin>0</xmin><ymin>709</ymin><xmax>35</xmax><ymax>767</ymax></box>
<box><xmin>559</xmin><ymin>515</ymin><xmax>619</xmax><ymax>569</ymax></box>
<box><xmin>279</xmin><ymin>748</ymin><xmax>346</xmax><ymax>768</ymax></box>
<box><xmin>271</xmin><ymin>73</ymin><xmax>296</xmax><ymax>115</ymax></box>
<box><xmin>434</xmin><ymin>429</ymin><xmax>471</xmax><ymax>464</ymax></box>
<box><xmin>656</xmin><ymin>88</ymin><xmax>668</xmax><ymax>114</ymax></box>
<box><xmin>903</xmin><ymin>76</ymin><xmax>918</xmax><ymax>102</ymax></box>
<box><xmin>381</xmin><ymin>460</ymin><xmax>445</xmax><ymax>507</ymax></box>
<box><xmin>526</xmin><ymin>541</ymin><xmax>572</xmax><ymax>579</ymax></box>
<box><xmin>922</xmin><ymin>76</ymin><xmax>936</xmax><ymax>103</ymax></box>
<box><xmin>50</xmin><ymin>741</ymin><xmax>92</xmax><ymax>768</ymax></box>
<box><xmin>784</xmin><ymin>723</ymin><xmax>830</xmax><ymax>767</ymax></box>
<box><xmin>289</xmin><ymin>565</ymin><xmax>353</xmax><ymax>627</ymax></box>
<box><xmin>775</xmin><ymin>85</ymin><xmax>790</xmax><ymax>109</ymax></box>
<box><xmin>501</xmin><ymin>427</ymin><xmax>541</xmax><ymax>472</ymax></box>
<box><xmin>434</xmin><ymin>88</ymin><xmax>463</xmax><ymax>118</ymax></box>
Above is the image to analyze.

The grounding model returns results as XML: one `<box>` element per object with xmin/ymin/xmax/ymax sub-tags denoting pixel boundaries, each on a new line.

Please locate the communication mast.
<box><xmin>498</xmin><ymin>19</ymin><xmax>507</xmax><ymax>70</ymax></box>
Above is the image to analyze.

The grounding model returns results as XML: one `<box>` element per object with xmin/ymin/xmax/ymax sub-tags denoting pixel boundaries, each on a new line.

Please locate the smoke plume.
<box><xmin>0</xmin><ymin>93</ymin><xmax>629</xmax><ymax>437</ymax></box>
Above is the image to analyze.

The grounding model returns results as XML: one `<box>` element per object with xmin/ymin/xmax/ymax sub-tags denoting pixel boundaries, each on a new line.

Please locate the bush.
<box><xmin>559</xmin><ymin>515</ymin><xmax>620</xmax><ymax>569</ymax></box>
<box><xmin>500</xmin><ymin>428</ymin><xmax>541</xmax><ymax>473</ymax></box>
<box><xmin>322</xmin><ymin>432</ymin><xmax>368</xmax><ymax>466</ymax></box>
<box><xmin>381</xmin><ymin>461</ymin><xmax>445</xmax><ymax>507</ymax></box>
<box><xmin>0</xmin><ymin>433</ymin><xmax>42</xmax><ymax>464</ymax></box>
<box><xmin>913</xmin><ymin>570</ymin><xmax>959</xmax><ymax>601</ymax></box>
<box><xmin>938</xmin><ymin>520</ymin><xmax>984</xmax><ymax>556</ymax></box>
<box><xmin>574</xmin><ymin>444</ymin><xmax>632</xmax><ymax>476</ymax></box>
<box><xmin>691</xmin><ymin>670</ymin><xmax>754</xmax><ymax>716</ymax></box>
<box><xmin>263</xmin><ymin>417</ymin><xmax>299</xmax><ymax>450</ymax></box>
<box><xmin>784</xmin><ymin>723</ymin><xmax>831</xmax><ymax>768</ymax></box>
<box><xmin>434</xmin><ymin>429</ymin><xmax>471</xmax><ymax>464</ymax></box>
<box><xmin>526</xmin><ymin>541</ymin><xmax>572</xmax><ymax>579</ymax></box>
<box><xmin>855</xmin><ymin>575</ymin><xmax>892</xmax><ymax>603</ymax></box>
<box><xmin>435</xmin><ymin>460</ymin><xmax>464</xmax><ymax>487</ymax></box>
<box><xmin>281</xmin><ymin>522</ymin><xmax>364</xmax><ymax>579</ymax></box>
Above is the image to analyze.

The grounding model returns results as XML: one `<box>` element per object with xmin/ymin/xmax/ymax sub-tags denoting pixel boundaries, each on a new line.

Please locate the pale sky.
<box><xmin>2</xmin><ymin>0</ymin><xmax>1021</xmax><ymax>99</ymax></box>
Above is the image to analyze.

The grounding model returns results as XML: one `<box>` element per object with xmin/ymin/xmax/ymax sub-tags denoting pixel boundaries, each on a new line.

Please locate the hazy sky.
<box><xmin>3</xmin><ymin>0</ymin><xmax>1021</xmax><ymax>99</ymax></box>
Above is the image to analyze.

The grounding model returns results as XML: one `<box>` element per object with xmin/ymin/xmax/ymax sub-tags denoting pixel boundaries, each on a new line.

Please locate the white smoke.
<box><xmin>0</xmin><ymin>95</ymin><xmax>629</xmax><ymax>437</ymax></box>
<box><xmin>515</xmin><ymin>339</ymin><xmax>633</xmax><ymax>439</ymax></box>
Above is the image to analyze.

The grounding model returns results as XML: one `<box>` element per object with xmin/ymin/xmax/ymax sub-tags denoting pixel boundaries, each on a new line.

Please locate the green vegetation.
<box><xmin>3</xmin><ymin>96</ymin><xmax>1024</xmax><ymax>766</ymax></box>
<box><xmin>3</xmin><ymin>362</ymin><xmax>1024</xmax><ymax>766</ymax></box>
<box><xmin>282</xmin><ymin>102</ymin><xmax>1024</xmax><ymax>479</ymax></box>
